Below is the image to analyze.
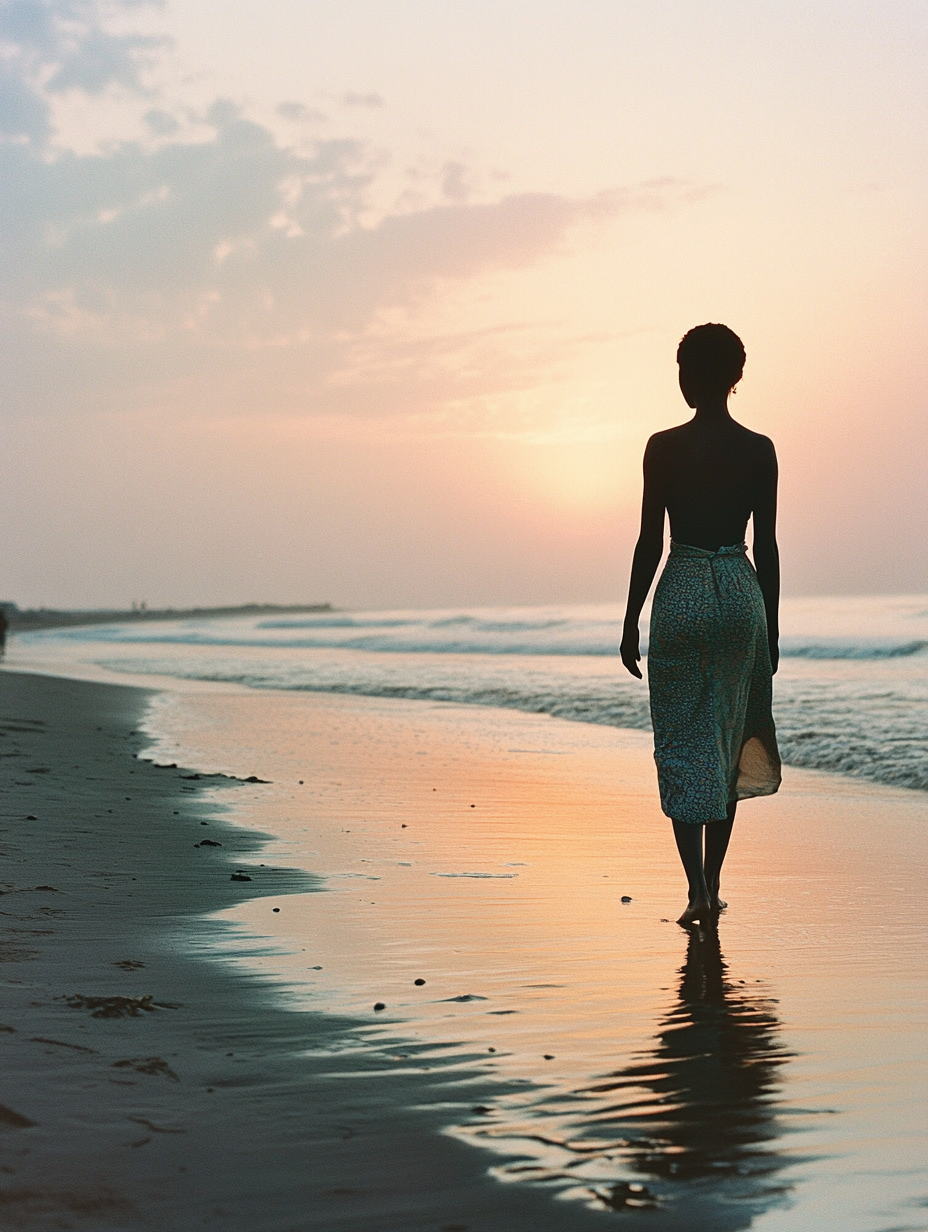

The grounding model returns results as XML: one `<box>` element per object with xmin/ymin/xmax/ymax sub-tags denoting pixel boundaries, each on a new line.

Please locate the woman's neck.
<box><xmin>691</xmin><ymin>395</ymin><xmax>733</xmax><ymax>422</ymax></box>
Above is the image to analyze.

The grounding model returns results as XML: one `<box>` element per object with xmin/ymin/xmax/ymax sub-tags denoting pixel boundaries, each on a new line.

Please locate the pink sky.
<box><xmin>0</xmin><ymin>0</ymin><xmax>925</xmax><ymax>608</ymax></box>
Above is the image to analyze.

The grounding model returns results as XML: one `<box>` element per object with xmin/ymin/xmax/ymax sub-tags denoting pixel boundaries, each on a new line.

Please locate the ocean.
<box><xmin>7</xmin><ymin>603</ymin><xmax>926</xmax><ymax>1229</ymax></box>
<box><xmin>13</xmin><ymin>592</ymin><xmax>928</xmax><ymax>793</ymax></box>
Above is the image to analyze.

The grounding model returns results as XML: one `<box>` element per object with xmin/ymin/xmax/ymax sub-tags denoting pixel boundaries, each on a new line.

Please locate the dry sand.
<box><xmin>2</xmin><ymin>670</ymin><xmax>927</xmax><ymax>1232</ymax></box>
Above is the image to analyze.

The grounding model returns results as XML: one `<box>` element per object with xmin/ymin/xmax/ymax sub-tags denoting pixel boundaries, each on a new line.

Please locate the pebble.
<box><xmin>272</xmin><ymin>908</ymin><xmax>280</xmax><ymax>912</ymax></box>
<box><xmin>414</xmin><ymin>978</ymin><xmax>426</xmax><ymax>986</ymax></box>
<box><xmin>621</xmin><ymin>895</ymin><xmax>633</xmax><ymax>903</ymax></box>
<box><xmin>230</xmin><ymin>873</ymin><xmax>252</xmax><ymax>882</ymax></box>
<box><xmin>373</xmin><ymin>1002</ymin><xmax>386</xmax><ymax>1011</ymax></box>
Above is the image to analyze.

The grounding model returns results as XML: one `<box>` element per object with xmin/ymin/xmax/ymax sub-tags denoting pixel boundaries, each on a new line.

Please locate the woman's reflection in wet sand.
<box><xmin>584</xmin><ymin>927</ymin><xmax>794</xmax><ymax>1227</ymax></box>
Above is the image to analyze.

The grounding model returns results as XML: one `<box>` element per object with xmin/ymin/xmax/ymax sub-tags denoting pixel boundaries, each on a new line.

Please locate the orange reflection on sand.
<box><xmin>143</xmin><ymin>688</ymin><xmax>928</xmax><ymax>1225</ymax></box>
<box><xmin>148</xmin><ymin>690</ymin><xmax>680</xmax><ymax>1077</ymax></box>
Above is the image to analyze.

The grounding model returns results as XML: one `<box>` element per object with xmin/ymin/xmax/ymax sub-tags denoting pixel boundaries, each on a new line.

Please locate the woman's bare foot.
<box><xmin>706</xmin><ymin>882</ymin><xmax>727</xmax><ymax>911</ymax></box>
<box><xmin>677</xmin><ymin>898</ymin><xmax>713</xmax><ymax>926</ymax></box>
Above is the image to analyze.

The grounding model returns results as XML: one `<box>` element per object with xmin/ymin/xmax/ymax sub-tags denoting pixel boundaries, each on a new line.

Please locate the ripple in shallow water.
<box><xmin>453</xmin><ymin>928</ymin><xmax>799</xmax><ymax>1225</ymax></box>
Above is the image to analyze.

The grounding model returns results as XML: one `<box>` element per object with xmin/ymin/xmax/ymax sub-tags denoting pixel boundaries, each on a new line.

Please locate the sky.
<box><xmin>0</xmin><ymin>0</ymin><xmax>925</xmax><ymax>610</ymax></box>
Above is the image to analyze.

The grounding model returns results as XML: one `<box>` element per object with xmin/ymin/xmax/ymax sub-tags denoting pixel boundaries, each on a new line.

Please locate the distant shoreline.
<box><xmin>0</xmin><ymin>601</ymin><xmax>334</xmax><ymax>633</ymax></box>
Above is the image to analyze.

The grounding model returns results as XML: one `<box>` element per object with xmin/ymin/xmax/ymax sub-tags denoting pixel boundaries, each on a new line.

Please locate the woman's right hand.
<box><xmin>620</xmin><ymin>625</ymin><xmax>643</xmax><ymax>679</ymax></box>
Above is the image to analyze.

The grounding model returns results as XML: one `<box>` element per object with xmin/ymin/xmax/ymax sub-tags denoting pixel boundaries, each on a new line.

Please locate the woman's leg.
<box><xmin>672</xmin><ymin>820</ymin><xmax>711</xmax><ymax>925</ymax></box>
<box><xmin>703</xmin><ymin>801</ymin><xmax>736</xmax><ymax>910</ymax></box>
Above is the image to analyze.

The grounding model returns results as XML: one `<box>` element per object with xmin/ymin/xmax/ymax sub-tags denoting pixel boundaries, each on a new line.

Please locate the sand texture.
<box><xmin>0</xmin><ymin>673</ymin><xmax>606</xmax><ymax>1232</ymax></box>
<box><xmin>2</xmin><ymin>671</ymin><xmax>927</xmax><ymax>1231</ymax></box>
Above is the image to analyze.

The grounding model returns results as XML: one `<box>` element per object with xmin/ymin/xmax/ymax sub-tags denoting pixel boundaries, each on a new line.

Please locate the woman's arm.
<box><xmin>751</xmin><ymin>438</ymin><xmax>780</xmax><ymax>674</ymax></box>
<box><xmin>620</xmin><ymin>438</ymin><xmax>666</xmax><ymax>678</ymax></box>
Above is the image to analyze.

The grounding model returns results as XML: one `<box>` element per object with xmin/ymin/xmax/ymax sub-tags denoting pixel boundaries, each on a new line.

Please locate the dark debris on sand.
<box><xmin>62</xmin><ymin>994</ymin><xmax>182</xmax><ymax>1018</ymax></box>
<box><xmin>112</xmin><ymin>1056</ymin><xmax>180</xmax><ymax>1082</ymax></box>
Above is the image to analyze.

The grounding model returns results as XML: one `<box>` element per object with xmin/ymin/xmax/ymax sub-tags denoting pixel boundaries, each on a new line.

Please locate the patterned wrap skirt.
<box><xmin>647</xmin><ymin>541</ymin><xmax>781</xmax><ymax>825</ymax></box>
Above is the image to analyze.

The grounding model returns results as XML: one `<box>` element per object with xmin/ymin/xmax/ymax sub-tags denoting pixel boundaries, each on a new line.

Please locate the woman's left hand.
<box><xmin>620</xmin><ymin>626</ymin><xmax>643</xmax><ymax>679</ymax></box>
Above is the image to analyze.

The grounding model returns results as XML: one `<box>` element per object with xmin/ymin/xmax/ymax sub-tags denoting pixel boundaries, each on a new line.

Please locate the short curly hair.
<box><xmin>676</xmin><ymin>323</ymin><xmax>746</xmax><ymax>391</ymax></box>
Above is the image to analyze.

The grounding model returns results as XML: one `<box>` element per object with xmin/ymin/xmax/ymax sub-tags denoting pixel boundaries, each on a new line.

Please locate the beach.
<box><xmin>2</xmin><ymin>668</ymin><xmax>927</xmax><ymax>1231</ymax></box>
<box><xmin>2</xmin><ymin>0</ymin><xmax>926</xmax><ymax>1227</ymax></box>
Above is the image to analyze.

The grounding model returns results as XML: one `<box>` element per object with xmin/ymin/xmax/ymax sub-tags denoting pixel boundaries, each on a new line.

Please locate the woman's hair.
<box><xmin>677</xmin><ymin>323</ymin><xmax>746</xmax><ymax>391</ymax></box>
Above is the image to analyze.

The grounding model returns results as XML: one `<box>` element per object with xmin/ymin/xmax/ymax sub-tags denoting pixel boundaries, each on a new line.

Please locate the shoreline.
<box><xmin>3</xmin><ymin>668</ymin><xmax>927</xmax><ymax>1231</ymax></box>
<box><xmin>1</xmin><ymin>602</ymin><xmax>334</xmax><ymax>634</ymax></box>
<box><xmin>6</xmin><ymin>621</ymin><xmax>928</xmax><ymax>795</ymax></box>
<box><xmin>0</xmin><ymin>671</ymin><xmax>606</xmax><ymax>1231</ymax></box>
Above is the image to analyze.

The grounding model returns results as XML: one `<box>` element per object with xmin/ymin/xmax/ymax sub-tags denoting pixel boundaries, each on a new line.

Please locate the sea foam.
<box><xmin>16</xmin><ymin>595</ymin><xmax>928</xmax><ymax>793</ymax></box>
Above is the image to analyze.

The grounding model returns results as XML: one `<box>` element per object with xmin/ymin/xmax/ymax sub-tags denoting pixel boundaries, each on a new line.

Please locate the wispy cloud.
<box><xmin>0</xmin><ymin>0</ymin><xmax>708</xmax><ymax>427</ymax></box>
<box><xmin>341</xmin><ymin>91</ymin><xmax>384</xmax><ymax>108</ymax></box>
<box><xmin>0</xmin><ymin>0</ymin><xmax>168</xmax><ymax>142</ymax></box>
<box><xmin>276</xmin><ymin>100</ymin><xmax>328</xmax><ymax>124</ymax></box>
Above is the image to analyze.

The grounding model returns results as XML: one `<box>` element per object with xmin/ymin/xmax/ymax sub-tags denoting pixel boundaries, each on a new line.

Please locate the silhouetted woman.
<box><xmin>621</xmin><ymin>324</ymin><xmax>781</xmax><ymax>925</ymax></box>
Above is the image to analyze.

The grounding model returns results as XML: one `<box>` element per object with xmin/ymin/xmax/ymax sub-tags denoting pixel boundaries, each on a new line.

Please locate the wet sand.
<box><xmin>0</xmin><ymin>673</ymin><xmax>607</xmax><ymax>1231</ymax></box>
<box><xmin>2</xmin><ymin>670</ymin><xmax>927</xmax><ymax>1230</ymax></box>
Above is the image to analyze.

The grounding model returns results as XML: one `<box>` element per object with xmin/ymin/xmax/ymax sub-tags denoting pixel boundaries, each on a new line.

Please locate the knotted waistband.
<box><xmin>667</xmin><ymin>541</ymin><xmax>748</xmax><ymax>604</ymax></box>
<box><xmin>669</xmin><ymin>541</ymin><xmax>747</xmax><ymax>559</ymax></box>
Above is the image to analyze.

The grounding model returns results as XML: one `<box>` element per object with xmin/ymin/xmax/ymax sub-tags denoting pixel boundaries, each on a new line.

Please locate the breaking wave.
<box><xmin>17</xmin><ymin>594</ymin><xmax>928</xmax><ymax>793</ymax></box>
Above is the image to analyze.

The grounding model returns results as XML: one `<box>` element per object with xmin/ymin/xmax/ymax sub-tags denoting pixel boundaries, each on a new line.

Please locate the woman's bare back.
<box><xmin>646</xmin><ymin>418</ymin><xmax>777</xmax><ymax>551</ymax></box>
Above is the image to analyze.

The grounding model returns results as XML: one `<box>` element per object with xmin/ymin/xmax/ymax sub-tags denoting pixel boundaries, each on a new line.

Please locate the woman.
<box><xmin>620</xmin><ymin>323</ymin><xmax>781</xmax><ymax>926</ymax></box>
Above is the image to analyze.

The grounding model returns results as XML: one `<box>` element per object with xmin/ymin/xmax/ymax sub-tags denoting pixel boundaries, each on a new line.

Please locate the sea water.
<box><xmin>7</xmin><ymin>604</ymin><xmax>927</xmax><ymax>1228</ymax></box>
<box><xmin>14</xmin><ymin>593</ymin><xmax>928</xmax><ymax>793</ymax></box>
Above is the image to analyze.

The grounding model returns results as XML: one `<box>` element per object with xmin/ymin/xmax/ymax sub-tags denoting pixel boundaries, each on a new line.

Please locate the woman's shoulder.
<box><xmin>645</xmin><ymin>424</ymin><xmax>686</xmax><ymax>453</ymax></box>
<box><xmin>734</xmin><ymin>423</ymin><xmax>777</xmax><ymax>459</ymax></box>
<box><xmin>646</xmin><ymin>421</ymin><xmax>776</xmax><ymax>456</ymax></box>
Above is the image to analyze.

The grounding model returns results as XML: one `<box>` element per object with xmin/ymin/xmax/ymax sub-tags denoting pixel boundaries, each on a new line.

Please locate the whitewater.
<box><xmin>12</xmin><ymin>593</ymin><xmax>928</xmax><ymax>792</ymax></box>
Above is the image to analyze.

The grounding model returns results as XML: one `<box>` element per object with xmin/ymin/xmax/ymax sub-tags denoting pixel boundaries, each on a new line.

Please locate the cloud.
<box><xmin>0</xmin><ymin>0</ymin><xmax>168</xmax><ymax>136</ymax></box>
<box><xmin>342</xmin><ymin>91</ymin><xmax>383</xmax><ymax>108</ymax></box>
<box><xmin>276</xmin><ymin>100</ymin><xmax>328</xmax><ymax>124</ymax></box>
<box><xmin>141</xmin><ymin>106</ymin><xmax>178</xmax><ymax>135</ymax></box>
<box><xmin>0</xmin><ymin>1</ymin><xmax>707</xmax><ymax>428</ymax></box>
<box><xmin>440</xmin><ymin>161</ymin><xmax>471</xmax><ymax>203</ymax></box>
<box><xmin>0</xmin><ymin>60</ymin><xmax>50</xmax><ymax>139</ymax></box>
<box><xmin>0</xmin><ymin>107</ymin><xmax>695</xmax><ymax>332</ymax></box>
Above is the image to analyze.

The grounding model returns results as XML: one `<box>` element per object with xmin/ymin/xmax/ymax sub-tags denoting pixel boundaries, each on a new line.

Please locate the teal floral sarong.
<box><xmin>647</xmin><ymin>542</ymin><xmax>781</xmax><ymax>825</ymax></box>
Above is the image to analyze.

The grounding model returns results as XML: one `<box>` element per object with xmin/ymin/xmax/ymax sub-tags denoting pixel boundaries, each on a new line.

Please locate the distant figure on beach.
<box><xmin>621</xmin><ymin>324</ymin><xmax>781</xmax><ymax>926</ymax></box>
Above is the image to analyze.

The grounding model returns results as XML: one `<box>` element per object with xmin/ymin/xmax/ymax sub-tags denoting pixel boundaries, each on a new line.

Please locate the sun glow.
<box><xmin>507</xmin><ymin>439</ymin><xmax>636</xmax><ymax>514</ymax></box>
